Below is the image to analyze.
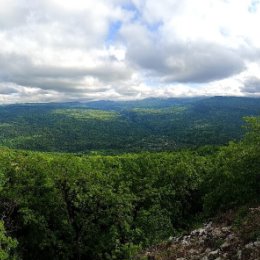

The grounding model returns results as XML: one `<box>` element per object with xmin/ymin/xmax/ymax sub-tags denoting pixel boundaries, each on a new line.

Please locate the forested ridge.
<box><xmin>0</xmin><ymin>112</ymin><xmax>259</xmax><ymax>259</ymax></box>
<box><xmin>0</xmin><ymin>96</ymin><xmax>260</xmax><ymax>153</ymax></box>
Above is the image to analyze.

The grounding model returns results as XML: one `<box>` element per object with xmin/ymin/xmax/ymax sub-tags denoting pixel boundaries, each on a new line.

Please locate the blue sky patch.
<box><xmin>106</xmin><ymin>20</ymin><xmax>122</xmax><ymax>44</ymax></box>
<box><xmin>122</xmin><ymin>2</ymin><xmax>141</xmax><ymax>22</ymax></box>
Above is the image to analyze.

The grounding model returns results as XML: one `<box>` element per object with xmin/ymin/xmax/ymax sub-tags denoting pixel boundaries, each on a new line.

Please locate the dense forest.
<box><xmin>0</xmin><ymin>96</ymin><xmax>260</xmax><ymax>153</ymax></box>
<box><xmin>0</xmin><ymin>101</ymin><xmax>259</xmax><ymax>259</ymax></box>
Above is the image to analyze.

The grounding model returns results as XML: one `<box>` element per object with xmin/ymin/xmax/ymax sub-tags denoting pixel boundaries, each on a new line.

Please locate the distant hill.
<box><xmin>0</xmin><ymin>96</ymin><xmax>259</xmax><ymax>153</ymax></box>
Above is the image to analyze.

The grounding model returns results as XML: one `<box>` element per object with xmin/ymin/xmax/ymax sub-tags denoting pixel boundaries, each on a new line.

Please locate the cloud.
<box><xmin>0</xmin><ymin>85</ymin><xmax>19</xmax><ymax>95</ymax></box>
<box><xmin>0</xmin><ymin>0</ymin><xmax>259</xmax><ymax>103</ymax></box>
<box><xmin>242</xmin><ymin>76</ymin><xmax>260</xmax><ymax>94</ymax></box>
<box><xmin>121</xmin><ymin>25</ymin><xmax>245</xmax><ymax>83</ymax></box>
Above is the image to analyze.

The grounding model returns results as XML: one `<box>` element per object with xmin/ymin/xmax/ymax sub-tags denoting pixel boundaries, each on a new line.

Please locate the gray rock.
<box><xmin>245</xmin><ymin>242</ymin><xmax>255</xmax><ymax>249</ymax></box>
<box><xmin>191</xmin><ymin>228</ymin><xmax>206</xmax><ymax>237</ymax></box>
<box><xmin>181</xmin><ymin>239</ymin><xmax>190</xmax><ymax>246</ymax></box>
<box><xmin>226</xmin><ymin>233</ymin><xmax>236</xmax><ymax>241</ymax></box>
<box><xmin>204</xmin><ymin>248</ymin><xmax>212</xmax><ymax>253</ymax></box>
<box><xmin>212</xmin><ymin>228</ymin><xmax>223</xmax><ymax>238</ymax></box>
<box><xmin>237</xmin><ymin>249</ymin><xmax>242</xmax><ymax>260</ymax></box>
<box><xmin>253</xmin><ymin>241</ymin><xmax>260</xmax><ymax>247</ymax></box>
<box><xmin>220</xmin><ymin>241</ymin><xmax>231</xmax><ymax>250</ymax></box>
<box><xmin>208</xmin><ymin>249</ymin><xmax>219</xmax><ymax>260</ymax></box>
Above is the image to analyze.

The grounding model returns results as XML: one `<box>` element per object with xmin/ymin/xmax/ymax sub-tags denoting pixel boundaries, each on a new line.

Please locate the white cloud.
<box><xmin>0</xmin><ymin>0</ymin><xmax>259</xmax><ymax>103</ymax></box>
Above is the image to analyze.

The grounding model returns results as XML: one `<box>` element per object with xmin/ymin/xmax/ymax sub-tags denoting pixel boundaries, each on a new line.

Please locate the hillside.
<box><xmin>0</xmin><ymin>96</ymin><xmax>260</xmax><ymax>153</ymax></box>
<box><xmin>0</xmin><ymin>116</ymin><xmax>259</xmax><ymax>259</ymax></box>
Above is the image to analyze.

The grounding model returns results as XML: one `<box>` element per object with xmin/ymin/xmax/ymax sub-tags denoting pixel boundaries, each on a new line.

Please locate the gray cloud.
<box><xmin>0</xmin><ymin>51</ymin><xmax>132</xmax><ymax>95</ymax></box>
<box><xmin>242</xmin><ymin>77</ymin><xmax>260</xmax><ymax>94</ymax></box>
<box><xmin>123</xmin><ymin>29</ymin><xmax>246</xmax><ymax>83</ymax></box>
<box><xmin>163</xmin><ymin>43</ymin><xmax>245</xmax><ymax>83</ymax></box>
<box><xmin>0</xmin><ymin>86</ymin><xmax>19</xmax><ymax>95</ymax></box>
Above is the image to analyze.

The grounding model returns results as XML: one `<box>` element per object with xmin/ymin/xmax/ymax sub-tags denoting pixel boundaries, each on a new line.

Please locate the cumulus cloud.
<box><xmin>0</xmin><ymin>0</ymin><xmax>260</xmax><ymax>103</ymax></box>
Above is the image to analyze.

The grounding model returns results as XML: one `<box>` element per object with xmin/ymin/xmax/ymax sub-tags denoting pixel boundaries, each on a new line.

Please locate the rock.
<box><xmin>253</xmin><ymin>241</ymin><xmax>260</xmax><ymax>247</ymax></box>
<box><xmin>245</xmin><ymin>242</ymin><xmax>255</xmax><ymax>249</ymax></box>
<box><xmin>220</xmin><ymin>241</ymin><xmax>231</xmax><ymax>250</ymax></box>
<box><xmin>212</xmin><ymin>228</ymin><xmax>223</xmax><ymax>238</ymax></box>
<box><xmin>222</xmin><ymin>252</ymin><xmax>228</xmax><ymax>258</ymax></box>
<box><xmin>208</xmin><ymin>249</ymin><xmax>219</xmax><ymax>260</ymax></box>
<box><xmin>181</xmin><ymin>239</ymin><xmax>190</xmax><ymax>246</ymax></box>
<box><xmin>226</xmin><ymin>233</ymin><xmax>236</xmax><ymax>241</ymax></box>
<box><xmin>249</xmin><ymin>207</ymin><xmax>260</xmax><ymax>213</ymax></box>
<box><xmin>237</xmin><ymin>249</ymin><xmax>242</xmax><ymax>260</ymax></box>
<box><xmin>204</xmin><ymin>222</ymin><xmax>213</xmax><ymax>230</ymax></box>
<box><xmin>189</xmin><ymin>248</ymin><xmax>198</xmax><ymax>255</ymax></box>
<box><xmin>198</xmin><ymin>237</ymin><xmax>206</xmax><ymax>245</ymax></box>
<box><xmin>191</xmin><ymin>228</ymin><xmax>206</xmax><ymax>237</ymax></box>
<box><xmin>175</xmin><ymin>236</ymin><xmax>182</xmax><ymax>242</ymax></box>
<box><xmin>204</xmin><ymin>248</ymin><xmax>212</xmax><ymax>254</ymax></box>
<box><xmin>221</xmin><ymin>226</ymin><xmax>231</xmax><ymax>233</ymax></box>
<box><xmin>138</xmin><ymin>207</ymin><xmax>260</xmax><ymax>260</ymax></box>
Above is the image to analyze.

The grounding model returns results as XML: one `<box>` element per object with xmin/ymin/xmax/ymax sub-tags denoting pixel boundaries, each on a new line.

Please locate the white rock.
<box><xmin>245</xmin><ymin>242</ymin><xmax>254</xmax><ymax>249</ymax></box>
<box><xmin>204</xmin><ymin>248</ymin><xmax>211</xmax><ymax>253</ymax></box>
<box><xmin>208</xmin><ymin>249</ymin><xmax>219</xmax><ymax>260</ymax></box>
<box><xmin>253</xmin><ymin>241</ymin><xmax>260</xmax><ymax>247</ymax></box>
<box><xmin>221</xmin><ymin>226</ymin><xmax>231</xmax><ymax>233</ymax></box>
<box><xmin>220</xmin><ymin>241</ymin><xmax>231</xmax><ymax>249</ymax></box>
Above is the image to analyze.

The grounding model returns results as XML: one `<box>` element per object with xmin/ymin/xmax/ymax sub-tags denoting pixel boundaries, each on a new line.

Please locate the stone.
<box><xmin>220</xmin><ymin>241</ymin><xmax>231</xmax><ymax>250</ymax></box>
<box><xmin>208</xmin><ymin>249</ymin><xmax>219</xmax><ymax>260</ymax></box>
<box><xmin>221</xmin><ymin>226</ymin><xmax>231</xmax><ymax>233</ymax></box>
<box><xmin>205</xmin><ymin>248</ymin><xmax>212</xmax><ymax>253</ymax></box>
<box><xmin>245</xmin><ymin>242</ymin><xmax>254</xmax><ymax>249</ymax></box>
<box><xmin>188</xmin><ymin>248</ymin><xmax>198</xmax><ymax>254</ymax></box>
<box><xmin>181</xmin><ymin>239</ymin><xmax>190</xmax><ymax>246</ymax></box>
<box><xmin>191</xmin><ymin>228</ymin><xmax>206</xmax><ymax>237</ymax></box>
<box><xmin>226</xmin><ymin>233</ymin><xmax>236</xmax><ymax>241</ymax></box>
<box><xmin>212</xmin><ymin>228</ymin><xmax>223</xmax><ymax>238</ymax></box>
<box><xmin>253</xmin><ymin>241</ymin><xmax>260</xmax><ymax>247</ymax></box>
<box><xmin>237</xmin><ymin>249</ymin><xmax>242</xmax><ymax>260</ymax></box>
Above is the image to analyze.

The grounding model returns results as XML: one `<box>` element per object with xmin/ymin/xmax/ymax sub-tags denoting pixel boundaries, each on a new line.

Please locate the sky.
<box><xmin>0</xmin><ymin>0</ymin><xmax>260</xmax><ymax>103</ymax></box>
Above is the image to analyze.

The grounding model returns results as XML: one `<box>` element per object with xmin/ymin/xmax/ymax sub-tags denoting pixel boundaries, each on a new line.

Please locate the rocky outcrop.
<box><xmin>137</xmin><ymin>207</ymin><xmax>260</xmax><ymax>260</ymax></box>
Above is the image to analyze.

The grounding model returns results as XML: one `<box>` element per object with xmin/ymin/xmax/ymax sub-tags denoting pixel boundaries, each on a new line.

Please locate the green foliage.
<box><xmin>202</xmin><ymin>117</ymin><xmax>260</xmax><ymax>214</ymax></box>
<box><xmin>0</xmin><ymin>221</ymin><xmax>18</xmax><ymax>260</ymax></box>
<box><xmin>0</xmin><ymin>97</ymin><xmax>259</xmax><ymax>153</ymax></box>
<box><xmin>53</xmin><ymin>109</ymin><xmax>119</xmax><ymax>120</ymax></box>
<box><xmin>243</xmin><ymin>116</ymin><xmax>260</xmax><ymax>146</ymax></box>
<box><xmin>0</xmin><ymin>115</ymin><xmax>259</xmax><ymax>259</ymax></box>
<box><xmin>0</xmin><ymin>149</ymin><xmax>207</xmax><ymax>259</ymax></box>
